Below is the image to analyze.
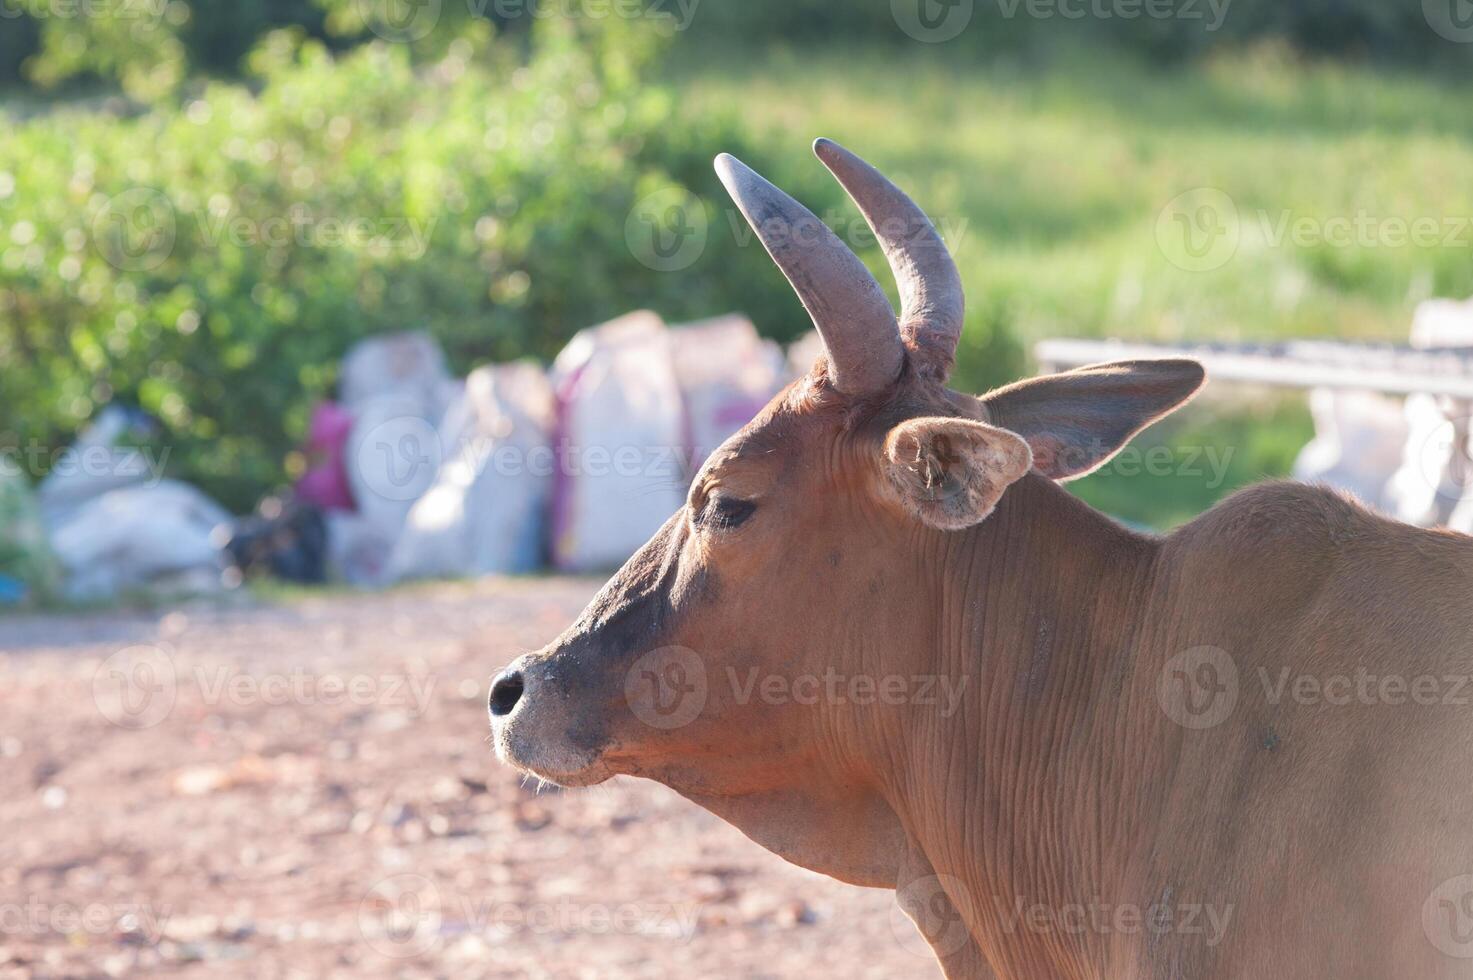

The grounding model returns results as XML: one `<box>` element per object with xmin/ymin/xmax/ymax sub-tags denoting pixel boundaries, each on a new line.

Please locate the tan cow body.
<box><xmin>489</xmin><ymin>139</ymin><xmax>1473</xmax><ymax>979</ymax></box>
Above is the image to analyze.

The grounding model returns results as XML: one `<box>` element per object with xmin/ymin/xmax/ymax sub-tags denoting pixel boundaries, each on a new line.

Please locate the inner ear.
<box><xmin>881</xmin><ymin>417</ymin><xmax>1033</xmax><ymax>531</ymax></box>
<box><xmin>982</xmin><ymin>359</ymin><xmax>1205</xmax><ymax>481</ymax></box>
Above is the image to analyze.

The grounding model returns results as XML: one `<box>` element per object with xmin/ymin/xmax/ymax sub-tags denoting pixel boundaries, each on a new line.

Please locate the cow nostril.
<box><xmin>488</xmin><ymin>669</ymin><xmax>525</xmax><ymax>717</ymax></box>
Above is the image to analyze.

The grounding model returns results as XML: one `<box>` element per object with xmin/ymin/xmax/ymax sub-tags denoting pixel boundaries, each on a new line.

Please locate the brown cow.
<box><xmin>490</xmin><ymin>139</ymin><xmax>1473</xmax><ymax>979</ymax></box>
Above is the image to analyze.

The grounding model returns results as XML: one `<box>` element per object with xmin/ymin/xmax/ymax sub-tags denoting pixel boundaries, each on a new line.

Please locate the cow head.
<box><xmin>489</xmin><ymin>139</ymin><xmax>1202</xmax><ymax>801</ymax></box>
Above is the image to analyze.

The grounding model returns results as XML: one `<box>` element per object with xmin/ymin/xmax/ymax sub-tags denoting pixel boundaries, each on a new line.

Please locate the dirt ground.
<box><xmin>0</xmin><ymin>579</ymin><xmax>942</xmax><ymax>979</ymax></box>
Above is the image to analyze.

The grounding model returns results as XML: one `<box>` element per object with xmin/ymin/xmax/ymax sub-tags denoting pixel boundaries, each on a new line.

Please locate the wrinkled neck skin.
<box><xmin>673</xmin><ymin>475</ymin><xmax>1169</xmax><ymax>980</ymax></box>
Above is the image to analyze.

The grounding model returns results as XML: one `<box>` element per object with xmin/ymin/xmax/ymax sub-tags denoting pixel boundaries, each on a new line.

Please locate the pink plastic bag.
<box><xmin>296</xmin><ymin>401</ymin><xmax>356</xmax><ymax>512</ymax></box>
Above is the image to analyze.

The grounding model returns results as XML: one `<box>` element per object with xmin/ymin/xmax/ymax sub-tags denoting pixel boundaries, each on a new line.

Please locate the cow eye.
<box><xmin>697</xmin><ymin>494</ymin><xmax>755</xmax><ymax>532</ymax></box>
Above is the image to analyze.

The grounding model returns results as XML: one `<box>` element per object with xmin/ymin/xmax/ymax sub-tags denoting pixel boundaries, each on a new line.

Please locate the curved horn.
<box><xmin>714</xmin><ymin>153</ymin><xmax>903</xmax><ymax>395</ymax></box>
<box><xmin>813</xmin><ymin>138</ymin><xmax>964</xmax><ymax>380</ymax></box>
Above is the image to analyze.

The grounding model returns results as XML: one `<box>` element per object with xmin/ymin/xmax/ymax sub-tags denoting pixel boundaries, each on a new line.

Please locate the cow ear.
<box><xmin>881</xmin><ymin>417</ymin><xmax>1034</xmax><ymax>530</ymax></box>
<box><xmin>981</xmin><ymin>359</ymin><xmax>1205</xmax><ymax>481</ymax></box>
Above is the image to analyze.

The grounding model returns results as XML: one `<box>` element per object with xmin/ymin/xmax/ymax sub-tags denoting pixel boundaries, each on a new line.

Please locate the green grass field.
<box><xmin>669</xmin><ymin>41</ymin><xmax>1473</xmax><ymax>526</ymax></box>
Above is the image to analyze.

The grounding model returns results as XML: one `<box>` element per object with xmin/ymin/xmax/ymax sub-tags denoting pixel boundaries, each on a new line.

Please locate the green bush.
<box><xmin>0</xmin><ymin>18</ymin><xmax>864</xmax><ymax>511</ymax></box>
<box><xmin>185</xmin><ymin>0</ymin><xmax>328</xmax><ymax>70</ymax></box>
<box><xmin>2</xmin><ymin>0</ymin><xmax>331</xmax><ymax>99</ymax></box>
<box><xmin>3</xmin><ymin>0</ymin><xmax>1468</xmax><ymax>101</ymax></box>
<box><xmin>0</xmin><ymin>12</ymin><xmax>40</xmax><ymax>86</ymax></box>
<box><xmin>684</xmin><ymin>0</ymin><xmax>1472</xmax><ymax>68</ymax></box>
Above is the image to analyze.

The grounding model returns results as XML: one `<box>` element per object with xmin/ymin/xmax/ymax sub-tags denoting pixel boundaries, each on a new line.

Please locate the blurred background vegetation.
<box><xmin>2</xmin><ymin>0</ymin><xmax>1471</xmax><ymax>524</ymax></box>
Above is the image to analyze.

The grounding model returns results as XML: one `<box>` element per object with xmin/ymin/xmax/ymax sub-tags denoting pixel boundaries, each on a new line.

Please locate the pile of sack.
<box><xmin>31</xmin><ymin>406</ymin><xmax>234</xmax><ymax>602</ymax></box>
<box><xmin>23</xmin><ymin>293</ymin><xmax>1473</xmax><ymax>602</ymax></box>
<box><xmin>6</xmin><ymin>310</ymin><xmax>797</xmax><ymax>603</ymax></box>
<box><xmin>294</xmin><ymin>311</ymin><xmax>789</xmax><ymax>584</ymax></box>
<box><xmin>1293</xmin><ymin>297</ymin><xmax>1473</xmax><ymax>530</ymax></box>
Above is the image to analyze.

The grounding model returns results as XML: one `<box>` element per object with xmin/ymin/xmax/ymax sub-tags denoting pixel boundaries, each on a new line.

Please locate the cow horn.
<box><xmin>714</xmin><ymin>153</ymin><xmax>903</xmax><ymax>395</ymax></box>
<box><xmin>813</xmin><ymin>138</ymin><xmax>964</xmax><ymax>381</ymax></box>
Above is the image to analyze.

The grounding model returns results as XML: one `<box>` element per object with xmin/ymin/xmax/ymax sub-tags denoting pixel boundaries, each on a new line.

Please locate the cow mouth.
<box><xmin>493</xmin><ymin>733</ymin><xmax>613</xmax><ymax>788</ymax></box>
<box><xmin>490</xmin><ymin>709</ymin><xmax>614</xmax><ymax>789</ymax></box>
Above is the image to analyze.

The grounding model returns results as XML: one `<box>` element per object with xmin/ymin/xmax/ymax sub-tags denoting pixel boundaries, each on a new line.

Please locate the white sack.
<box><xmin>1292</xmin><ymin>388</ymin><xmax>1408</xmax><ymax>513</ymax></box>
<box><xmin>344</xmin><ymin>390</ymin><xmax>446</xmax><ymax>543</ymax></box>
<box><xmin>549</xmin><ymin>311</ymin><xmax>687</xmax><ymax>573</ymax></box>
<box><xmin>386</xmin><ymin>361</ymin><xmax>555</xmax><ymax>582</ymax></box>
<box><xmin>49</xmin><ymin>480</ymin><xmax>231</xmax><ymax>601</ymax></box>
<box><xmin>324</xmin><ymin>510</ymin><xmax>397</xmax><ymax>586</ymax></box>
<box><xmin>338</xmin><ymin>332</ymin><xmax>453</xmax><ymax>413</ymax></box>
<box><xmin>37</xmin><ymin>406</ymin><xmax>162</xmax><ymax>527</ymax></box>
<box><xmin>1385</xmin><ymin>298</ymin><xmax>1473</xmax><ymax>527</ymax></box>
<box><xmin>671</xmin><ymin>314</ymin><xmax>785</xmax><ymax>469</ymax></box>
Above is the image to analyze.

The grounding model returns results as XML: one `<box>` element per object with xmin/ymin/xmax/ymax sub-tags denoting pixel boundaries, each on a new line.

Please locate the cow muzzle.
<box><xmin>488</xmin><ymin>652</ymin><xmax>613</xmax><ymax>787</ymax></box>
